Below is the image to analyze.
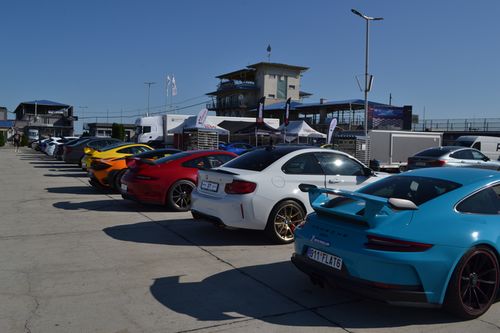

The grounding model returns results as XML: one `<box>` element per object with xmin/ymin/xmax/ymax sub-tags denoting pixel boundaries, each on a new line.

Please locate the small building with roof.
<box><xmin>14</xmin><ymin>100</ymin><xmax>75</xmax><ymax>137</ymax></box>
<box><xmin>84</xmin><ymin>122</ymin><xmax>136</xmax><ymax>141</ymax></box>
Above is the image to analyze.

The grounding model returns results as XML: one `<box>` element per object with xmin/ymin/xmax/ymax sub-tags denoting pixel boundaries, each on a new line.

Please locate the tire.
<box><xmin>112</xmin><ymin>169</ymin><xmax>126</xmax><ymax>191</ymax></box>
<box><xmin>167</xmin><ymin>180</ymin><xmax>195</xmax><ymax>212</ymax></box>
<box><xmin>444</xmin><ymin>246</ymin><xmax>499</xmax><ymax>319</ymax></box>
<box><xmin>265</xmin><ymin>200</ymin><xmax>305</xmax><ymax>244</ymax></box>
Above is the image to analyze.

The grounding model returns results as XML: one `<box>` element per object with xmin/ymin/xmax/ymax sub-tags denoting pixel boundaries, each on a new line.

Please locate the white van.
<box><xmin>454</xmin><ymin>136</ymin><xmax>500</xmax><ymax>160</ymax></box>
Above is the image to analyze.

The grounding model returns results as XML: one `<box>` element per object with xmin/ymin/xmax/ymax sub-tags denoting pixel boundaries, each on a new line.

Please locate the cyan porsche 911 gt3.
<box><xmin>292</xmin><ymin>168</ymin><xmax>500</xmax><ymax>319</ymax></box>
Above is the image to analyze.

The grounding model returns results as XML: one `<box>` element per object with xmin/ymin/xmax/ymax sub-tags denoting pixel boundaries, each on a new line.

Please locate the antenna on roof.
<box><xmin>267</xmin><ymin>44</ymin><xmax>271</xmax><ymax>62</ymax></box>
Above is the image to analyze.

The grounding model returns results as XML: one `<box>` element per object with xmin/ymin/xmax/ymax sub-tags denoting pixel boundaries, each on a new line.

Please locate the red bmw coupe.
<box><xmin>120</xmin><ymin>150</ymin><xmax>237</xmax><ymax>211</ymax></box>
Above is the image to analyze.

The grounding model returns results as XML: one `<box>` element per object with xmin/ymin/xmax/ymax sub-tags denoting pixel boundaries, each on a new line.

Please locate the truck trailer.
<box><xmin>370</xmin><ymin>130</ymin><xmax>443</xmax><ymax>171</ymax></box>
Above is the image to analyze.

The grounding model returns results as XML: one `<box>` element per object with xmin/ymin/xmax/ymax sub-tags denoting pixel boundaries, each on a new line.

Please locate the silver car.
<box><xmin>407</xmin><ymin>146</ymin><xmax>500</xmax><ymax>171</ymax></box>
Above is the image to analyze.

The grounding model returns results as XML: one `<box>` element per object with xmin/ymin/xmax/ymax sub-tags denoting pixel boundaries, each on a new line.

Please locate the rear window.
<box><xmin>414</xmin><ymin>148</ymin><xmax>454</xmax><ymax>157</ymax></box>
<box><xmin>68</xmin><ymin>138</ymin><xmax>91</xmax><ymax>147</ymax></box>
<box><xmin>99</xmin><ymin>142</ymin><xmax>128</xmax><ymax>151</ymax></box>
<box><xmin>155</xmin><ymin>152</ymin><xmax>191</xmax><ymax>165</ymax></box>
<box><xmin>359</xmin><ymin>175</ymin><xmax>461</xmax><ymax>206</ymax></box>
<box><xmin>223</xmin><ymin>147</ymin><xmax>298</xmax><ymax>171</ymax></box>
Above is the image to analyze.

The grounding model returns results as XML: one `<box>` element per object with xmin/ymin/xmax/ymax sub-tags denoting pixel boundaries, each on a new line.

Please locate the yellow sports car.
<box><xmin>82</xmin><ymin>142</ymin><xmax>152</xmax><ymax>171</ymax></box>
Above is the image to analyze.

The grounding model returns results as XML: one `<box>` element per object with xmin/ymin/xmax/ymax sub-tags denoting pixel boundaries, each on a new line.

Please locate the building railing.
<box><xmin>412</xmin><ymin>118</ymin><xmax>500</xmax><ymax>132</ymax></box>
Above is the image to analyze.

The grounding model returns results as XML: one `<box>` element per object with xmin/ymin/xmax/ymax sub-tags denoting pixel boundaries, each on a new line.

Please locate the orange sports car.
<box><xmin>89</xmin><ymin>148</ymin><xmax>179</xmax><ymax>190</ymax></box>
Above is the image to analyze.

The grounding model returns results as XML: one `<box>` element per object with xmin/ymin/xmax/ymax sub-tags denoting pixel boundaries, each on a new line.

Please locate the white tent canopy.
<box><xmin>167</xmin><ymin>116</ymin><xmax>230</xmax><ymax>135</ymax></box>
<box><xmin>279</xmin><ymin>120</ymin><xmax>326</xmax><ymax>142</ymax></box>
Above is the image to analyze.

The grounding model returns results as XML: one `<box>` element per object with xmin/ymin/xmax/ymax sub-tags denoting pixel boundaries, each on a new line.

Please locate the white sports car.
<box><xmin>191</xmin><ymin>146</ymin><xmax>388</xmax><ymax>243</ymax></box>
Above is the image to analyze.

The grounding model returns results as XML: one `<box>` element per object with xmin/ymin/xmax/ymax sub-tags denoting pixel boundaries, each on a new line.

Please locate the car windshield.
<box><xmin>155</xmin><ymin>152</ymin><xmax>191</xmax><ymax>164</ymax></box>
<box><xmin>222</xmin><ymin>147</ymin><xmax>305</xmax><ymax>171</ymax></box>
<box><xmin>358</xmin><ymin>175</ymin><xmax>462</xmax><ymax>206</ymax></box>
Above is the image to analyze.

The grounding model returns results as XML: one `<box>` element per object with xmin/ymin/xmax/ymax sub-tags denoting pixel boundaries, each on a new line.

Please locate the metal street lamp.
<box><xmin>351</xmin><ymin>9</ymin><xmax>383</xmax><ymax>140</ymax></box>
<box><xmin>144</xmin><ymin>82</ymin><xmax>156</xmax><ymax>117</ymax></box>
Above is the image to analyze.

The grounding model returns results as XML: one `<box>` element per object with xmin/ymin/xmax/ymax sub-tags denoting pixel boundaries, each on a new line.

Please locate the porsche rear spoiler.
<box><xmin>299</xmin><ymin>184</ymin><xmax>418</xmax><ymax>228</ymax></box>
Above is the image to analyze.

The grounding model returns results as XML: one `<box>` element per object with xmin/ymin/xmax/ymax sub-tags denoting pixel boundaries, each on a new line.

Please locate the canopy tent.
<box><xmin>233</xmin><ymin>122</ymin><xmax>280</xmax><ymax>135</ymax></box>
<box><xmin>167</xmin><ymin>116</ymin><xmax>229</xmax><ymax>135</ymax></box>
<box><xmin>279</xmin><ymin>120</ymin><xmax>326</xmax><ymax>142</ymax></box>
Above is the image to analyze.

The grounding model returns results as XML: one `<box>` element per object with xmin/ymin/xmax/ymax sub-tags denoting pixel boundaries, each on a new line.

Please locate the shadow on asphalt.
<box><xmin>46</xmin><ymin>186</ymin><xmax>107</xmax><ymax>195</ymax></box>
<box><xmin>30</xmin><ymin>161</ymin><xmax>68</xmax><ymax>164</ymax></box>
<box><xmin>149</xmin><ymin>261</ymin><xmax>459</xmax><ymax>328</ymax></box>
<box><xmin>53</xmin><ymin>199</ymin><xmax>170</xmax><ymax>212</ymax></box>
<box><xmin>103</xmin><ymin>220</ymin><xmax>274</xmax><ymax>246</ymax></box>
<box><xmin>44</xmin><ymin>173</ymin><xmax>88</xmax><ymax>177</ymax></box>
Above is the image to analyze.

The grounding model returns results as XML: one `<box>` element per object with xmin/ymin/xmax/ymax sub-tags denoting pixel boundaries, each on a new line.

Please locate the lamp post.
<box><xmin>351</xmin><ymin>9</ymin><xmax>383</xmax><ymax>139</ymax></box>
<box><xmin>144</xmin><ymin>82</ymin><xmax>156</xmax><ymax>117</ymax></box>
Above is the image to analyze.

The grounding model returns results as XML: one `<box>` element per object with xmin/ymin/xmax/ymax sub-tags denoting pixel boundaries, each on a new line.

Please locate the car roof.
<box><xmin>404</xmin><ymin>167</ymin><xmax>500</xmax><ymax>186</ymax></box>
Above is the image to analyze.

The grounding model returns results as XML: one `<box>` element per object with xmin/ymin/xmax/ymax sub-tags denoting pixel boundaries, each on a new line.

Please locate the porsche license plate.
<box><xmin>307</xmin><ymin>247</ymin><xmax>343</xmax><ymax>270</ymax></box>
<box><xmin>201</xmin><ymin>181</ymin><xmax>219</xmax><ymax>192</ymax></box>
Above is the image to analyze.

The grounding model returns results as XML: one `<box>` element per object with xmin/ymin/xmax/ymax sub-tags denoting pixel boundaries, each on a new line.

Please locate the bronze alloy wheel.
<box><xmin>445</xmin><ymin>246</ymin><xmax>499</xmax><ymax>319</ymax></box>
<box><xmin>266</xmin><ymin>200</ymin><xmax>305</xmax><ymax>244</ymax></box>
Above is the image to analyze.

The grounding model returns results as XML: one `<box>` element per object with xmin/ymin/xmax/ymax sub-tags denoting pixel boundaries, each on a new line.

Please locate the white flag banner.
<box><xmin>327</xmin><ymin>118</ymin><xmax>337</xmax><ymax>144</ymax></box>
<box><xmin>171</xmin><ymin>75</ymin><xmax>177</xmax><ymax>96</ymax></box>
<box><xmin>166</xmin><ymin>75</ymin><xmax>171</xmax><ymax>97</ymax></box>
<box><xmin>196</xmin><ymin>108</ymin><xmax>209</xmax><ymax>127</ymax></box>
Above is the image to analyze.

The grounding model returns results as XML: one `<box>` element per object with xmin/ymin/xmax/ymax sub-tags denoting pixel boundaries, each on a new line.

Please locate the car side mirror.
<box><xmin>364</xmin><ymin>167</ymin><xmax>374</xmax><ymax>177</ymax></box>
<box><xmin>299</xmin><ymin>183</ymin><xmax>318</xmax><ymax>193</ymax></box>
<box><xmin>483</xmin><ymin>157</ymin><xmax>490</xmax><ymax>161</ymax></box>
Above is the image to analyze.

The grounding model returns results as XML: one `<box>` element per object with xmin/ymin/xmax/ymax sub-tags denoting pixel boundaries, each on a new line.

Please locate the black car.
<box><xmin>63</xmin><ymin>137</ymin><xmax>121</xmax><ymax>165</ymax></box>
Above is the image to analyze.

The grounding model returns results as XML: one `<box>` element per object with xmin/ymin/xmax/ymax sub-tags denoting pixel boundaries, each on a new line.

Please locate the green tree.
<box><xmin>20</xmin><ymin>134</ymin><xmax>28</xmax><ymax>147</ymax></box>
<box><xmin>81</xmin><ymin>131</ymin><xmax>90</xmax><ymax>137</ymax></box>
<box><xmin>0</xmin><ymin>131</ymin><xmax>5</xmax><ymax>147</ymax></box>
<box><xmin>111</xmin><ymin>123</ymin><xmax>125</xmax><ymax>141</ymax></box>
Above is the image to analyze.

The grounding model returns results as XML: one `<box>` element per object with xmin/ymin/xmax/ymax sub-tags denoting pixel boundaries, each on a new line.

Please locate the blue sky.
<box><xmin>1</xmin><ymin>1</ymin><xmax>499</xmax><ymax>133</ymax></box>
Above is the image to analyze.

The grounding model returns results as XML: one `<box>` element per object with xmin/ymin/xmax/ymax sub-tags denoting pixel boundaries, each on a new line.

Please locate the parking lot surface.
<box><xmin>1</xmin><ymin>146</ymin><xmax>500</xmax><ymax>333</ymax></box>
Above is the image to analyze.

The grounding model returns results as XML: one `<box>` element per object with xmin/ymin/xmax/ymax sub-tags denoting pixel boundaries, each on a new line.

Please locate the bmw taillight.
<box><xmin>224</xmin><ymin>180</ymin><xmax>256</xmax><ymax>194</ymax></box>
<box><xmin>365</xmin><ymin>235</ymin><xmax>433</xmax><ymax>252</ymax></box>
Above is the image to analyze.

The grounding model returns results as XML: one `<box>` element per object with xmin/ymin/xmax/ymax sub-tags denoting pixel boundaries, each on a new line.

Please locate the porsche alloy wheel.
<box><xmin>167</xmin><ymin>180</ymin><xmax>195</xmax><ymax>212</ymax></box>
<box><xmin>266</xmin><ymin>200</ymin><xmax>305</xmax><ymax>244</ymax></box>
<box><xmin>445</xmin><ymin>246</ymin><xmax>499</xmax><ymax>319</ymax></box>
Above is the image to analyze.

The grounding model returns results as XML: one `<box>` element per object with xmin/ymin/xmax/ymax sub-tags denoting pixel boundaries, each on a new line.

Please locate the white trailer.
<box><xmin>135</xmin><ymin>114</ymin><xmax>280</xmax><ymax>144</ymax></box>
<box><xmin>369</xmin><ymin>130</ymin><xmax>443</xmax><ymax>171</ymax></box>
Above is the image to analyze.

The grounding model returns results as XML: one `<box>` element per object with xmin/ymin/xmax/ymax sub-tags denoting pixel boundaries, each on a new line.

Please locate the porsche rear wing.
<box><xmin>300</xmin><ymin>184</ymin><xmax>418</xmax><ymax>228</ymax></box>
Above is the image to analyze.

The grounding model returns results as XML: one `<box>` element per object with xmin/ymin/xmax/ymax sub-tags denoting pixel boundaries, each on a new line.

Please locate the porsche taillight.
<box><xmin>365</xmin><ymin>235</ymin><xmax>433</xmax><ymax>252</ymax></box>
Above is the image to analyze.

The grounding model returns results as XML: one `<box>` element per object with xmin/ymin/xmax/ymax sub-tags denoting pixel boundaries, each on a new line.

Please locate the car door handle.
<box><xmin>329</xmin><ymin>179</ymin><xmax>342</xmax><ymax>184</ymax></box>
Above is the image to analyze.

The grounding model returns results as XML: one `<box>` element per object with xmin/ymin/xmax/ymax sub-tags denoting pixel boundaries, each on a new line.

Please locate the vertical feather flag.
<box><xmin>284</xmin><ymin>97</ymin><xmax>291</xmax><ymax>126</ymax></box>
<box><xmin>327</xmin><ymin>118</ymin><xmax>338</xmax><ymax>144</ymax></box>
<box><xmin>256</xmin><ymin>97</ymin><xmax>265</xmax><ymax>124</ymax></box>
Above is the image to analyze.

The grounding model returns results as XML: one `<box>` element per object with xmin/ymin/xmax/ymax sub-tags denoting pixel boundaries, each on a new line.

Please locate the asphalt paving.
<box><xmin>1</xmin><ymin>145</ymin><xmax>500</xmax><ymax>333</ymax></box>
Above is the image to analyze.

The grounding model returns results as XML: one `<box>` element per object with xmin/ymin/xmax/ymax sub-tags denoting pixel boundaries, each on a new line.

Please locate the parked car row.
<box><xmin>32</xmin><ymin>137</ymin><xmax>500</xmax><ymax>319</ymax></box>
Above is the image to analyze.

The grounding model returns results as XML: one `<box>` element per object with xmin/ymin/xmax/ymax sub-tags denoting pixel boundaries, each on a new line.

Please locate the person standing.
<box><xmin>13</xmin><ymin>131</ymin><xmax>21</xmax><ymax>152</ymax></box>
